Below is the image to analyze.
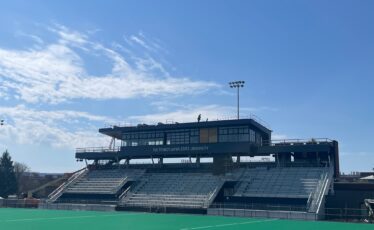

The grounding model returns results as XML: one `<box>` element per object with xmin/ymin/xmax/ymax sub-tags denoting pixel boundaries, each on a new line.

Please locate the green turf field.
<box><xmin>0</xmin><ymin>208</ymin><xmax>372</xmax><ymax>230</ymax></box>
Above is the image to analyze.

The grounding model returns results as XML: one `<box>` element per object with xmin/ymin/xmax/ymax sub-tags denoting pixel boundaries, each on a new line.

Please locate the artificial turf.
<box><xmin>0</xmin><ymin>208</ymin><xmax>372</xmax><ymax>230</ymax></box>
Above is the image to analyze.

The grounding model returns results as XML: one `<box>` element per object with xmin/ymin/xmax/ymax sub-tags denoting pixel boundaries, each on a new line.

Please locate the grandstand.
<box><xmin>47</xmin><ymin>118</ymin><xmax>340</xmax><ymax>220</ymax></box>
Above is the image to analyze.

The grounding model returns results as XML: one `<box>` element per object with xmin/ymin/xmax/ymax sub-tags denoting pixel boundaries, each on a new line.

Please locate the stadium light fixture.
<box><xmin>229</xmin><ymin>81</ymin><xmax>245</xmax><ymax>119</ymax></box>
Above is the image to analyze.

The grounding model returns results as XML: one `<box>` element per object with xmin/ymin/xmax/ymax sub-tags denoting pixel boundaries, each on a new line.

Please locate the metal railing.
<box><xmin>210</xmin><ymin>202</ymin><xmax>308</xmax><ymax>212</ymax></box>
<box><xmin>307</xmin><ymin>167</ymin><xmax>332</xmax><ymax>213</ymax></box>
<box><xmin>316</xmin><ymin>167</ymin><xmax>334</xmax><ymax>213</ymax></box>
<box><xmin>103</xmin><ymin>114</ymin><xmax>271</xmax><ymax>130</ymax></box>
<box><xmin>48</xmin><ymin>168</ymin><xmax>88</xmax><ymax>202</ymax></box>
<box><xmin>120</xmin><ymin>202</ymin><xmax>205</xmax><ymax>209</ymax></box>
<box><xmin>307</xmin><ymin>171</ymin><xmax>326</xmax><ymax>212</ymax></box>
<box><xmin>263</xmin><ymin>138</ymin><xmax>333</xmax><ymax>146</ymax></box>
<box><xmin>76</xmin><ymin>146</ymin><xmax>120</xmax><ymax>153</ymax></box>
<box><xmin>204</xmin><ymin>180</ymin><xmax>225</xmax><ymax>208</ymax></box>
<box><xmin>75</xmin><ymin>139</ymin><xmax>333</xmax><ymax>154</ymax></box>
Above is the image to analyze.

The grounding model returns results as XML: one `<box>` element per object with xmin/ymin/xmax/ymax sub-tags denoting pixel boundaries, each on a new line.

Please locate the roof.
<box><xmin>99</xmin><ymin>118</ymin><xmax>272</xmax><ymax>139</ymax></box>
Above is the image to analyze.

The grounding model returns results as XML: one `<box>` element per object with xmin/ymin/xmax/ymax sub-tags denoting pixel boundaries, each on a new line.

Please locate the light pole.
<box><xmin>229</xmin><ymin>81</ymin><xmax>245</xmax><ymax>119</ymax></box>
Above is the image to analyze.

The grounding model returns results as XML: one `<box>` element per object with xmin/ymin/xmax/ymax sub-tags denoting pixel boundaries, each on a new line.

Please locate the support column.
<box><xmin>237</xmin><ymin>155</ymin><xmax>241</xmax><ymax>164</ymax></box>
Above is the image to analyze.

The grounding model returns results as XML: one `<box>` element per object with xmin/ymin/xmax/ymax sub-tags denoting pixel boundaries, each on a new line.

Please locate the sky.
<box><xmin>0</xmin><ymin>0</ymin><xmax>373</xmax><ymax>173</ymax></box>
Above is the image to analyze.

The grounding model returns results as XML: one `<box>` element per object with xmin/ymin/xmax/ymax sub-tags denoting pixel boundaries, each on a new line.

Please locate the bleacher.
<box><xmin>64</xmin><ymin>169</ymin><xmax>144</xmax><ymax>195</ymax></box>
<box><xmin>233</xmin><ymin>167</ymin><xmax>327</xmax><ymax>199</ymax></box>
<box><xmin>53</xmin><ymin>165</ymin><xmax>331</xmax><ymax>215</ymax></box>
<box><xmin>122</xmin><ymin>172</ymin><xmax>223</xmax><ymax>209</ymax></box>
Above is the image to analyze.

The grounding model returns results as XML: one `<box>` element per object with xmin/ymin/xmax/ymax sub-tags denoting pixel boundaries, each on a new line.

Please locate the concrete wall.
<box><xmin>39</xmin><ymin>203</ymin><xmax>116</xmax><ymax>212</ymax></box>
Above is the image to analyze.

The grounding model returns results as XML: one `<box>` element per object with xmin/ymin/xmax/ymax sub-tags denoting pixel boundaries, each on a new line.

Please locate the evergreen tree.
<box><xmin>0</xmin><ymin>150</ymin><xmax>17</xmax><ymax>198</ymax></box>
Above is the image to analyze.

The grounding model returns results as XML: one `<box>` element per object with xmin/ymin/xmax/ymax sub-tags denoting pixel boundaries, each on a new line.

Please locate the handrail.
<box><xmin>310</xmin><ymin>170</ymin><xmax>327</xmax><ymax>212</ymax></box>
<box><xmin>316</xmin><ymin>167</ymin><xmax>334</xmax><ymax>214</ymax></box>
<box><xmin>306</xmin><ymin>191</ymin><xmax>313</xmax><ymax>209</ymax></box>
<box><xmin>118</xmin><ymin>185</ymin><xmax>132</xmax><ymax>200</ymax></box>
<box><xmin>112</xmin><ymin>176</ymin><xmax>128</xmax><ymax>193</ymax></box>
<box><xmin>48</xmin><ymin>168</ymin><xmax>88</xmax><ymax>202</ymax></box>
<box><xmin>205</xmin><ymin>180</ymin><xmax>224</xmax><ymax>208</ymax></box>
<box><xmin>308</xmin><ymin>167</ymin><xmax>333</xmax><ymax>213</ymax></box>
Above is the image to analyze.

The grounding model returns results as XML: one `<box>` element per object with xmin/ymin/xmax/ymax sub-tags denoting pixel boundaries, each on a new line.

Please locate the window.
<box><xmin>200</xmin><ymin>129</ymin><xmax>209</xmax><ymax>143</ymax></box>
<box><xmin>256</xmin><ymin>133</ymin><xmax>262</xmax><ymax>145</ymax></box>
<box><xmin>167</xmin><ymin>130</ymin><xmax>190</xmax><ymax>145</ymax></box>
<box><xmin>122</xmin><ymin>131</ymin><xmax>164</xmax><ymax>146</ymax></box>
<box><xmin>250</xmin><ymin>129</ymin><xmax>256</xmax><ymax>143</ymax></box>
<box><xmin>200</xmin><ymin>128</ymin><xmax>217</xmax><ymax>143</ymax></box>
<box><xmin>219</xmin><ymin>126</ymin><xmax>250</xmax><ymax>143</ymax></box>
<box><xmin>190</xmin><ymin>129</ymin><xmax>199</xmax><ymax>144</ymax></box>
<box><xmin>209</xmin><ymin>128</ymin><xmax>217</xmax><ymax>143</ymax></box>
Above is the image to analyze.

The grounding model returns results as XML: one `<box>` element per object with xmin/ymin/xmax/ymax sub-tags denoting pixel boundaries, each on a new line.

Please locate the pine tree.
<box><xmin>0</xmin><ymin>150</ymin><xmax>17</xmax><ymax>198</ymax></box>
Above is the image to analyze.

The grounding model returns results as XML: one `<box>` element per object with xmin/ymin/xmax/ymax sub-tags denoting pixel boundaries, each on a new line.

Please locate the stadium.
<box><xmin>1</xmin><ymin>115</ymin><xmax>373</xmax><ymax>229</ymax></box>
<box><xmin>0</xmin><ymin>1</ymin><xmax>373</xmax><ymax>229</ymax></box>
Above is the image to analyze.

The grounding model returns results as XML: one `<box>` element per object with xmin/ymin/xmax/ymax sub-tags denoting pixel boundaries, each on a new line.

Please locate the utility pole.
<box><xmin>229</xmin><ymin>81</ymin><xmax>245</xmax><ymax>119</ymax></box>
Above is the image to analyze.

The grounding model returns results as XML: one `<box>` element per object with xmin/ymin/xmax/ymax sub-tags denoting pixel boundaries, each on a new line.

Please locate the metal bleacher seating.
<box><xmin>233</xmin><ymin>167</ymin><xmax>327</xmax><ymax>198</ymax></box>
<box><xmin>64</xmin><ymin>169</ymin><xmax>144</xmax><ymax>195</ymax></box>
<box><xmin>122</xmin><ymin>172</ymin><xmax>223</xmax><ymax>209</ymax></box>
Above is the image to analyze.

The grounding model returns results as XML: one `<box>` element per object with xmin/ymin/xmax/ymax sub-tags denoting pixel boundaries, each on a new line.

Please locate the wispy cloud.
<box><xmin>0</xmin><ymin>25</ymin><xmax>219</xmax><ymax>104</ymax></box>
<box><xmin>130</xmin><ymin>35</ymin><xmax>154</xmax><ymax>51</ymax></box>
<box><xmin>0</xmin><ymin>105</ymin><xmax>113</xmax><ymax>148</ymax></box>
<box><xmin>15</xmin><ymin>31</ymin><xmax>44</xmax><ymax>45</ymax></box>
<box><xmin>125</xmin><ymin>31</ymin><xmax>167</xmax><ymax>54</ymax></box>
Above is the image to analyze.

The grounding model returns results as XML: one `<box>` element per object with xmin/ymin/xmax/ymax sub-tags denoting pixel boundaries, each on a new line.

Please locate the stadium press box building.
<box><xmin>48</xmin><ymin>118</ymin><xmax>343</xmax><ymax>220</ymax></box>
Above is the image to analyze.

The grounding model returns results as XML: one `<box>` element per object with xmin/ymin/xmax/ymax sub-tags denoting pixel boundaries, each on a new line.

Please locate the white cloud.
<box><xmin>0</xmin><ymin>105</ymin><xmax>113</xmax><ymax>149</ymax></box>
<box><xmin>271</xmin><ymin>133</ymin><xmax>289</xmax><ymax>140</ymax></box>
<box><xmin>129</xmin><ymin>104</ymin><xmax>273</xmax><ymax>126</ymax></box>
<box><xmin>0</xmin><ymin>25</ymin><xmax>219</xmax><ymax>104</ymax></box>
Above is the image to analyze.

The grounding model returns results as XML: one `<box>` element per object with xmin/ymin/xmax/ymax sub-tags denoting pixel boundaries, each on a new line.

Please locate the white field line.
<box><xmin>0</xmin><ymin>212</ymin><xmax>145</xmax><ymax>223</ymax></box>
<box><xmin>180</xmin><ymin>218</ymin><xmax>278</xmax><ymax>230</ymax></box>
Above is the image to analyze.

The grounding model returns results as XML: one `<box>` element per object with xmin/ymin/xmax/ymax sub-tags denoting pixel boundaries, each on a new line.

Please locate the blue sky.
<box><xmin>0</xmin><ymin>0</ymin><xmax>373</xmax><ymax>173</ymax></box>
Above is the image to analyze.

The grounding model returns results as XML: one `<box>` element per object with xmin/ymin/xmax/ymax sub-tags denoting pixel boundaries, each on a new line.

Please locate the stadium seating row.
<box><xmin>64</xmin><ymin>169</ymin><xmax>144</xmax><ymax>194</ymax></box>
<box><xmin>122</xmin><ymin>172</ymin><xmax>223</xmax><ymax>208</ymax></box>
<box><xmin>233</xmin><ymin>167</ymin><xmax>327</xmax><ymax>198</ymax></box>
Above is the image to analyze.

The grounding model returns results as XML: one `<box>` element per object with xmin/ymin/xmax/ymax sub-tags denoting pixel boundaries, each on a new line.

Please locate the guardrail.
<box><xmin>263</xmin><ymin>138</ymin><xmax>333</xmax><ymax>146</ymax></box>
<box><xmin>76</xmin><ymin>139</ymin><xmax>333</xmax><ymax>154</ymax></box>
<box><xmin>76</xmin><ymin>147</ymin><xmax>120</xmax><ymax>153</ymax></box>
<box><xmin>210</xmin><ymin>202</ymin><xmax>308</xmax><ymax>212</ymax></box>
<box><xmin>103</xmin><ymin>114</ymin><xmax>271</xmax><ymax>130</ymax></box>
